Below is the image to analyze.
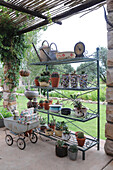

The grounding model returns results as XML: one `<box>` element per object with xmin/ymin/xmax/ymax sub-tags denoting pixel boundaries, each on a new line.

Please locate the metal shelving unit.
<box><xmin>31</xmin><ymin>48</ymin><xmax>100</xmax><ymax>160</ymax></box>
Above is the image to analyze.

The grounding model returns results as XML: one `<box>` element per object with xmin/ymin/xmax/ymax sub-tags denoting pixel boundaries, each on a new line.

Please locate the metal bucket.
<box><xmin>49</xmin><ymin>43</ymin><xmax>58</xmax><ymax>60</ymax></box>
<box><xmin>39</xmin><ymin>40</ymin><xmax>50</xmax><ymax>62</ymax></box>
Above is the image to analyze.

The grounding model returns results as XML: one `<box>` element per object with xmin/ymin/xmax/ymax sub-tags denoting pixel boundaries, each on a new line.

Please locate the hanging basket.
<box><xmin>19</xmin><ymin>70</ymin><xmax>30</xmax><ymax>77</ymax></box>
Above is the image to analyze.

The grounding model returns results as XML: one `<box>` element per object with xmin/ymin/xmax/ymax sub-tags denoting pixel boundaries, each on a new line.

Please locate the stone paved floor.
<box><xmin>0</xmin><ymin>127</ymin><xmax>112</xmax><ymax>170</ymax></box>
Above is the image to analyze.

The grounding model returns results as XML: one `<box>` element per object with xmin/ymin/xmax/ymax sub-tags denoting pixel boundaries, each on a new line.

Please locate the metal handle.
<box><xmin>42</xmin><ymin>40</ymin><xmax>49</xmax><ymax>47</ymax></box>
<box><xmin>50</xmin><ymin>42</ymin><xmax>58</xmax><ymax>51</ymax></box>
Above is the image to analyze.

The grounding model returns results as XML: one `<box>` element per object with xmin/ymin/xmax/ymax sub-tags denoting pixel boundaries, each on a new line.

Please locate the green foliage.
<box><xmin>39</xmin><ymin>117</ymin><xmax>46</xmax><ymax>125</ymax></box>
<box><xmin>0</xmin><ymin>14</ymin><xmax>26</xmax><ymax>90</ymax></box>
<box><xmin>0</xmin><ymin>108</ymin><xmax>12</xmax><ymax>119</ymax></box>
<box><xmin>51</xmin><ymin>72</ymin><xmax>59</xmax><ymax>78</ymax></box>
<box><xmin>55</xmin><ymin>121</ymin><xmax>67</xmax><ymax>130</ymax></box>
<box><xmin>39</xmin><ymin>75</ymin><xmax>50</xmax><ymax>83</ymax></box>
<box><xmin>69</xmin><ymin>145</ymin><xmax>78</xmax><ymax>153</ymax></box>
<box><xmin>56</xmin><ymin>140</ymin><xmax>65</xmax><ymax>147</ymax></box>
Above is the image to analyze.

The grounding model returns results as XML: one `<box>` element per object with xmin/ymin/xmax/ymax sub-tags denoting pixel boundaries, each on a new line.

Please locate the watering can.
<box><xmin>49</xmin><ymin>43</ymin><xmax>58</xmax><ymax>60</ymax></box>
<box><xmin>39</xmin><ymin>40</ymin><xmax>51</xmax><ymax>62</ymax></box>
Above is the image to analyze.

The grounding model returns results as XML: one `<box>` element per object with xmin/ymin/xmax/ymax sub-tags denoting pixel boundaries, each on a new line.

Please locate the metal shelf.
<box><xmin>38</xmin><ymin>130</ymin><xmax>98</xmax><ymax>160</ymax></box>
<box><xmin>31</xmin><ymin>85</ymin><xmax>99</xmax><ymax>91</ymax></box>
<box><xmin>37</xmin><ymin>109</ymin><xmax>98</xmax><ymax>122</ymax></box>
<box><xmin>31</xmin><ymin>57</ymin><xmax>97</xmax><ymax>66</ymax></box>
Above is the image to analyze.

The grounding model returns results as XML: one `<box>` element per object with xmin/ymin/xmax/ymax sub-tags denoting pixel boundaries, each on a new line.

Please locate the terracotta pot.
<box><xmin>35</xmin><ymin>79</ymin><xmax>40</xmax><ymax>86</ymax></box>
<box><xmin>44</xmin><ymin>103</ymin><xmax>50</xmax><ymax>110</ymax></box>
<box><xmin>51</xmin><ymin>77</ymin><xmax>60</xmax><ymax>87</ymax></box>
<box><xmin>49</xmin><ymin>124</ymin><xmax>55</xmax><ymax>130</ymax></box>
<box><xmin>77</xmin><ymin>137</ymin><xmax>86</xmax><ymax>147</ymax></box>
<box><xmin>49</xmin><ymin>99</ymin><xmax>53</xmax><ymax>105</ymax></box>
<box><xmin>39</xmin><ymin>103</ymin><xmax>43</xmax><ymax>108</ymax></box>
<box><xmin>19</xmin><ymin>70</ymin><xmax>30</xmax><ymax>77</ymax></box>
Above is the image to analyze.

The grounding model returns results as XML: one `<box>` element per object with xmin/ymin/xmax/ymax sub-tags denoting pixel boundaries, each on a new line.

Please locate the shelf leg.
<box><xmin>82</xmin><ymin>151</ymin><xmax>85</xmax><ymax>160</ymax></box>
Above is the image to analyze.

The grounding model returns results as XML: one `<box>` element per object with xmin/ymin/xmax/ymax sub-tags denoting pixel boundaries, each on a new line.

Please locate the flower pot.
<box><xmin>44</xmin><ymin>103</ymin><xmax>50</xmax><ymax>110</ymax></box>
<box><xmin>68</xmin><ymin>150</ymin><xmax>78</xmax><ymax>160</ymax></box>
<box><xmin>40</xmin><ymin>125</ymin><xmax>47</xmax><ymax>131</ymax></box>
<box><xmin>49</xmin><ymin>99</ymin><xmax>53</xmax><ymax>105</ymax></box>
<box><xmin>77</xmin><ymin>137</ymin><xmax>86</xmax><ymax>147</ymax></box>
<box><xmin>19</xmin><ymin>70</ymin><xmax>30</xmax><ymax>77</ymax></box>
<box><xmin>51</xmin><ymin>77</ymin><xmax>60</xmax><ymax>87</ymax></box>
<box><xmin>45</xmin><ymin>129</ymin><xmax>53</xmax><ymax>136</ymax></box>
<box><xmin>74</xmin><ymin>107</ymin><xmax>83</xmax><ymax>117</ymax></box>
<box><xmin>62</xmin><ymin>74</ymin><xmax>69</xmax><ymax>88</ymax></box>
<box><xmin>79</xmin><ymin>74</ymin><xmax>87</xmax><ymax>88</ymax></box>
<box><xmin>24</xmin><ymin>90</ymin><xmax>38</xmax><ymax>100</ymax></box>
<box><xmin>81</xmin><ymin>107</ymin><xmax>88</xmax><ymax>117</ymax></box>
<box><xmin>55</xmin><ymin>130</ymin><xmax>63</xmax><ymax>137</ymax></box>
<box><xmin>62</xmin><ymin>133</ymin><xmax>70</xmax><ymax>141</ymax></box>
<box><xmin>70</xmin><ymin>74</ymin><xmax>78</xmax><ymax>88</ymax></box>
<box><xmin>39</xmin><ymin>82</ymin><xmax>49</xmax><ymax>87</ymax></box>
<box><xmin>39</xmin><ymin>103</ymin><xmax>43</xmax><ymax>108</ymax></box>
<box><xmin>49</xmin><ymin>124</ymin><xmax>55</xmax><ymax>130</ymax></box>
<box><xmin>56</xmin><ymin>144</ymin><xmax>68</xmax><ymax>157</ymax></box>
<box><xmin>61</xmin><ymin>108</ymin><xmax>71</xmax><ymax>115</ymax></box>
<box><xmin>35</xmin><ymin>79</ymin><xmax>40</xmax><ymax>86</ymax></box>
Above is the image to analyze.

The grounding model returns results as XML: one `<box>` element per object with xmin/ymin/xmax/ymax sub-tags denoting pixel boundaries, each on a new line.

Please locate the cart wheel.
<box><xmin>30</xmin><ymin>133</ymin><xmax>38</xmax><ymax>144</ymax></box>
<box><xmin>5</xmin><ymin>135</ymin><xmax>13</xmax><ymax>146</ymax></box>
<box><xmin>17</xmin><ymin>138</ymin><xmax>26</xmax><ymax>150</ymax></box>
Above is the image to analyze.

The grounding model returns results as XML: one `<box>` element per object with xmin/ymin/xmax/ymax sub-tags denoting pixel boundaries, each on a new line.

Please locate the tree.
<box><xmin>76</xmin><ymin>47</ymin><xmax>107</xmax><ymax>83</ymax></box>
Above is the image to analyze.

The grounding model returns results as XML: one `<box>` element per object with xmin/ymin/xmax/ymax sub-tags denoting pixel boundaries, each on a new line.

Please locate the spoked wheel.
<box><xmin>5</xmin><ymin>135</ymin><xmax>13</xmax><ymax>146</ymax></box>
<box><xmin>17</xmin><ymin>138</ymin><xmax>26</xmax><ymax>150</ymax></box>
<box><xmin>30</xmin><ymin>133</ymin><xmax>38</xmax><ymax>144</ymax></box>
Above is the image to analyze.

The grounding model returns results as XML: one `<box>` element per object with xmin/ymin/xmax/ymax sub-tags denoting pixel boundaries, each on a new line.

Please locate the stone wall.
<box><xmin>104</xmin><ymin>0</ymin><xmax>113</xmax><ymax>155</ymax></box>
<box><xmin>3</xmin><ymin>63</ymin><xmax>17</xmax><ymax>111</ymax></box>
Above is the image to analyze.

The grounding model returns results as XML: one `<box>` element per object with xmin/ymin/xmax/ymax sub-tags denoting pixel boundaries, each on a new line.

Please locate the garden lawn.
<box><xmin>15</xmin><ymin>96</ymin><xmax>106</xmax><ymax>140</ymax></box>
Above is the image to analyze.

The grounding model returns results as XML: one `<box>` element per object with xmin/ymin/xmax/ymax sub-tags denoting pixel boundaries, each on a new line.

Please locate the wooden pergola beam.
<box><xmin>18</xmin><ymin>0</ymin><xmax>106</xmax><ymax>34</ymax></box>
<box><xmin>0</xmin><ymin>0</ymin><xmax>47</xmax><ymax>20</ymax></box>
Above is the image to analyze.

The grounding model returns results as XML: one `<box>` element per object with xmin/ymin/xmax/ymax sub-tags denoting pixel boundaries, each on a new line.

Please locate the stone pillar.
<box><xmin>3</xmin><ymin>63</ymin><xmax>17</xmax><ymax>111</ymax></box>
<box><xmin>104</xmin><ymin>0</ymin><xmax>113</xmax><ymax>155</ymax></box>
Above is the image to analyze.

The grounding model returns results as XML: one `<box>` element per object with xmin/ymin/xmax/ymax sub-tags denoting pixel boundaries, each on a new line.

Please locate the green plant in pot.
<box><xmin>0</xmin><ymin>108</ymin><xmax>13</xmax><ymax>128</ymax></box>
<box><xmin>39</xmin><ymin>117</ymin><xmax>47</xmax><ymax>131</ymax></box>
<box><xmin>71</xmin><ymin>94</ymin><xmax>87</xmax><ymax>117</ymax></box>
<box><xmin>55</xmin><ymin>121</ymin><xmax>63</xmax><ymax>137</ymax></box>
<box><xmin>39</xmin><ymin>71</ymin><xmax>50</xmax><ymax>87</ymax></box>
<box><xmin>68</xmin><ymin>144</ymin><xmax>78</xmax><ymax>160</ymax></box>
<box><xmin>45</xmin><ymin>127</ymin><xmax>53</xmax><ymax>136</ymax></box>
<box><xmin>62</xmin><ymin>127</ymin><xmax>71</xmax><ymax>141</ymax></box>
<box><xmin>55</xmin><ymin>140</ymin><xmax>68</xmax><ymax>157</ymax></box>
<box><xmin>49</xmin><ymin>116</ymin><xmax>56</xmax><ymax>130</ymax></box>
<box><xmin>39</xmin><ymin>100</ymin><xmax>44</xmax><ymax>108</ymax></box>
<box><xmin>51</xmin><ymin>72</ymin><xmax>60</xmax><ymax>87</ymax></box>
<box><xmin>44</xmin><ymin>100</ymin><xmax>50</xmax><ymax>110</ymax></box>
<box><xmin>76</xmin><ymin>131</ymin><xmax>86</xmax><ymax>147</ymax></box>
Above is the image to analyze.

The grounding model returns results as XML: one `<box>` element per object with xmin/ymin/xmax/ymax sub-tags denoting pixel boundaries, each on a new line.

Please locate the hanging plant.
<box><xmin>0</xmin><ymin>14</ymin><xmax>26</xmax><ymax>90</ymax></box>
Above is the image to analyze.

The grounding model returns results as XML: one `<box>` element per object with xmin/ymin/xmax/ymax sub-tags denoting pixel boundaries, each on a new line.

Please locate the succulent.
<box><xmin>69</xmin><ymin>144</ymin><xmax>78</xmax><ymax>153</ymax></box>
<box><xmin>39</xmin><ymin>117</ymin><xmax>46</xmax><ymax>125</ymax></box>
<box><xmin>39</xmin><ymin>100</ymin><xmax>43</xmax><ymax>103</ymax></box>
<box><xmin>56</xmin><ymin>140</ymin><xmax>65</xmax><ymax>147</ymax></box>
<box><xmin>51</xmin><ymin>72</ymin><xmax>59</xmax><ymax>78</ymax></box>
<box><xmin>45</xmin><ymin>100</ymin><xmax>49</xmax><ymax>103</ymax></box>
<box><xmin>74</xmin><ymin>100</ymin><xmax>82</xmax><ymax>110</ymax></box>
<box><xmin>50</xmin><ymin>116</ymin><xmax>56</xmax><ymax>125</ymax></box>
<box><xmin>39</xmin><ymin>75</ymin><xmax>50</xmax><ymax>83</ymax></box>
<box><xmin>77</xmin><ymin>132</ymin><xmax>84</xmax><ymax>138</ymax></box>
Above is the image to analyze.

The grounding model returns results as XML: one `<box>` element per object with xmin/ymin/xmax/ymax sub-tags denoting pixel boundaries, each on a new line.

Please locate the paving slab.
<box><xmin>0</xmin><ymin>127</ymin><xmax>112</xmax><ymax>170</ymax></box>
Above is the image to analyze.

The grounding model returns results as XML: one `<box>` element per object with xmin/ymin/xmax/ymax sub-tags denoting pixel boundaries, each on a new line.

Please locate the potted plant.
<box><xmin>55</xmin><ymin>121</ymin><xmax>63</xmax><ymax>137</ymax></box>
<box><xmin>68</xmin><ymin>144</ymin><xmax>78</xmax><ymax>160</ymax></box>
<box><xmin>39</xmin><ymin>71</ymin><xmax>50</xmax><ymax>87</ymax></box>
<box><xmin>62</xmin><ymin>128</ymin><xmax>71</xmax><ymax>141</ymax></box>
<box><xmin>71</xmin><ymin>94</ymin><xmax>87</xmax><ymax>117</ymax></box>
<box><xmin>45</xmin><ymin>127</ymin><xmax>53</xmax><ymax>136</ymax></box>
<box><xmin>39</xmin><ymin>117</ymin><xmax>47</xmax><ymax>131</ymax></box>
<box><xmin>39</xmin><ymin>100</ymin><xmax>44</xmax><ymax>108</ymax></box>
<box><xmin>79</xmin><ymin>71</ymin><xmax>88</xmax><ymax>88</ymax></box>
<box><xmin>44</xmin><ymin>100</ymin><xmax>50</xmax><ymax>110</ymax></box>
<box><xmin>55</xmin><ymin>140</ymin><xmax>68</xmax><ymax>157</ymax></box>
<box><xmin>0</xmin><ymin>108</ymin><xmax>13</xmax><ymax>128</ymax></box>
<box><xmin>51</xmin><ymin>72</ymin><xmax>60</xmax><ymax>87</ymax></box>
<box><xmin>48</xmin><ymin>116</ymin><xmax>56</xmax><ymax>130</ymax></box>
<box><xmin>19</xmin><ymin>69</ymin><xmax>30</xmax><ymax>77</ymax></box>
<box><xmin>76</xmin><ymin>131</ymin><xmax>86</xmax><ymax>147</ymax></box>
<box><xmin>34</xmin><ymin>76</ymin><xmax>40</xmax><ymax>86</ymax></box>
